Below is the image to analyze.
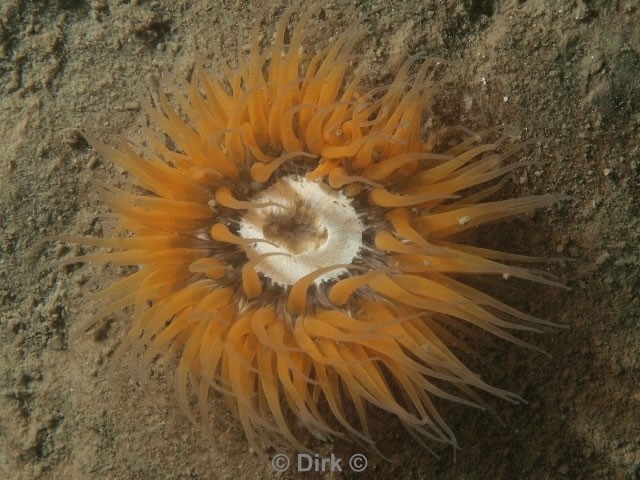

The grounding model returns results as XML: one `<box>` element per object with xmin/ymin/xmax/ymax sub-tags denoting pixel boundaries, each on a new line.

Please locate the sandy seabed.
<box><xmin>1</xmin><ymin>0</ymin><xmax>639</xmax><ymax>479</ymax></box>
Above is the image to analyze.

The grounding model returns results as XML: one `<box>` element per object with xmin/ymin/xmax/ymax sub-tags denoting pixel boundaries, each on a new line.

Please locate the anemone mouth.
<box><xmin>238</xmin><ymin>175</ymin><xmax>364</xmax><ymax>287</ymax></box>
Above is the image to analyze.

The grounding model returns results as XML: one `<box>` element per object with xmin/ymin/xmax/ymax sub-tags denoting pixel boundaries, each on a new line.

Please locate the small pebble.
<box><xmin>62</xmin><ymin>128</ymin><xmax>83</xmax><ymax>147</ymax></box>
<box><xmin>595</xmin><ymin>251</ymin><xmax>610</xmax><ymax>265</ymax></box>
<box><xmin>87</xmin><ymin>155</ymin><xmax>100</xmax><ymax>170</ymax></box>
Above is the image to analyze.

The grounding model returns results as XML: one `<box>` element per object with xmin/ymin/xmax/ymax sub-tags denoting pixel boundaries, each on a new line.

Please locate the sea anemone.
<box><xmin>60</xmin><ymin>3</ymin><xmax>565</xmax><ymax>455</ymax></box>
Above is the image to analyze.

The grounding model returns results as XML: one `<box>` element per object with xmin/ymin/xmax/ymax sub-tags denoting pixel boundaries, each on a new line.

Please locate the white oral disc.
<box><xmin>238</xmin><ymin>175</ymin><xmax>364</xmax><ymax>287</ymax></box>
